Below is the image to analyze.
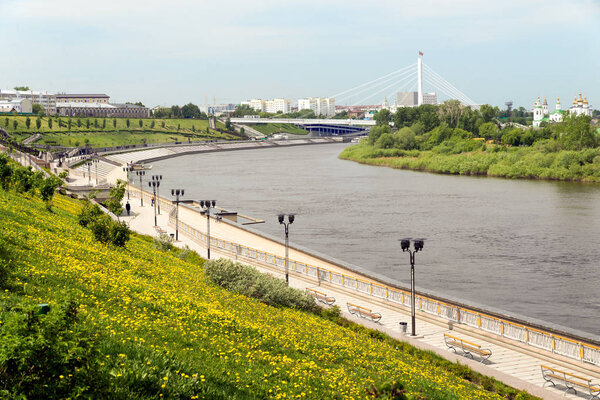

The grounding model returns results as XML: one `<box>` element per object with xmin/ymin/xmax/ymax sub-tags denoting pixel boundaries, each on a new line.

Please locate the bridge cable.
<box><xmin>336</xmin><ymin>68</ymin><xmax>418</xmax><ymax>104</ymax></box>
<box><xmin>354</xmin><ymin>72</ymin><xmax>417</xmax><ymax>105</ymax></box>
<box><xmin>423</xmin><ymin>64</ymin><xmax>476</xmax><ymax>105</ymax></box>
<box><xmin>422</xmin><ymin>65</ymin><xmax>473</xmax><ymax>105</ymax></box>
<box><xmin>331</xmin><ymin>63</ymin><xmax>416</xmax><ymax>99</ymax></box>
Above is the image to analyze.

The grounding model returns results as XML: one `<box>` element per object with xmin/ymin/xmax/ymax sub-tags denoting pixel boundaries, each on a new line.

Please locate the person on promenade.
<box><xmin>151</xmin><ymin>196</ymin><xmax>155</xmax><ymax>206</ymax></box>
<box><xmin>126</xmin><ymin>201</ymin><xmax>131</xmax><ymax>216</ymax></box>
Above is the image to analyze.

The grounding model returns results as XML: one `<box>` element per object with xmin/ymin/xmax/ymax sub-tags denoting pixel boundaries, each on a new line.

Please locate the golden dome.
<box><xmin>573</xmin><ymin>97</ymin><xmax>578</xmax><ymax>105</ymax></box>
<box><xmin>557</xmin><ymin>97</ymin><xmax>560</xmax><ymax>102</ymax></box>
<box><xmin>583</xmin><ymin>97</ymin><xmax>588</xmax><ymax>104</ymax></box>
<box><xmin>578</xmin><ymin>92</ymin><xmax>583</xmax><ymax>102</ymax></box>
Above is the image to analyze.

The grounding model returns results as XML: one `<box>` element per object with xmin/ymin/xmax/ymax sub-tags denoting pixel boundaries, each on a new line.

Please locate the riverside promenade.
<box><xmin>50</xmin><ymin>142</ymin><xmax>600</xmax><ymax>400</ymax></box>
<box><xmin>117</xmin><ymin>184</ymin><xmax>600</xmax><ymax>400</ymax></box>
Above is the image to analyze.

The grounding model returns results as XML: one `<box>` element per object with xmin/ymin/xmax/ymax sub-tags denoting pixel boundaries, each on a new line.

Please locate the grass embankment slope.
<box><xmin>340</xmin><ymin>142</ymin><xmax>600</xmax><ymax>182</ymax></box>
<box><xmin>0</xmin><ymin>188</ymin><xmax>537</xmax><ymax>399</ymax></box>
<box><xmin>2</xmin><ymin>115</ymin><xmax>235</xmax><ymax>147</ymax></box>
<box><xmin>246</xmin><ymin>123</ymin><xmax>308</xmax><ymax>136</ymax></box>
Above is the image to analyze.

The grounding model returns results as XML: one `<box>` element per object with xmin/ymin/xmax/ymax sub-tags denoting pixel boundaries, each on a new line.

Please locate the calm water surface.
<box><xmin>152</xmin><ymin>143</ymin><xmax>600</xmax><ymax>336</ymax></box>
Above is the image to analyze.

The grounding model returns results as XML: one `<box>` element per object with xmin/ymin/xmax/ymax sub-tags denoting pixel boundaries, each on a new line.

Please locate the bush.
<box><xmin>205</xmin><ymin>259</ymin><xmax>319</xmax><ymax>312</ymax></box>
<box><xmin>110</xmin><ymin>221</ymin><xmax>130</xmax><ymax>247</ymax></box>
<box><xmin>90</xmin><ymin>215</ymin><xmax>111</xmax><ymax>244</ymax></box>
<box><xmin>78</xmin><ymin>201</ymin><xmax>103</xmax><ymax>227</ymax></box>
<box><xmin>153</xmin><ymin>233</ymin><xmax>174</xmax><ymax>251</ymax></box>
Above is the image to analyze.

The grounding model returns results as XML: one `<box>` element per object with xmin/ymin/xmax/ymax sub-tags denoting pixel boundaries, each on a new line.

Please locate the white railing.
<box><xmin>128</xmin><ymin>185</ymin><xmax>600</xmax><ymax>367</ymax></box>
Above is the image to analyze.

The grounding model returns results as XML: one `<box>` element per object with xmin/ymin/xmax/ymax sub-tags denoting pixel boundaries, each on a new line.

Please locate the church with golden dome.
<box><xmin>532</xmin><ymin>93</ymin><xmax>592</xmax><ymax>128</ymax></box>
<box><xmin>569</xmin><ymin>92</ymin><xmax>592</xmax><ymax>117</ymax></box>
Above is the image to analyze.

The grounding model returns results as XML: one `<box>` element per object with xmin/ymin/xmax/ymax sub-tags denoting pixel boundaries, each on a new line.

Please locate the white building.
<box><xmin>249</xmin><ymin>99</ymin><xmax>267</xmax><ymax>112</ymax></box>
<box><xmin>0</xmin><ymin>99</ymin><xmax>33</xmax><ymax>113</ymax></box>
<box><xmin>297</xmin><ymin>97</ymin><xmax>335</xmax><ymax>117</ymax></box>
<box><xmin>569</xmin><ymin>92</ymin><xmax>592</xmax><ymax>117</ymax></box>
<box><xmin>0</xmin><ymin>89</ymin><xmax>56</xmax><ymax>114</ymax></box>
<box><xmin>265</xmin><ymin>98</ymin><xmax>291</xmax><ymax>114</ymax></box>
<box><xmin>396</xmin><ymin>91</ymin><xmax>437</xmax><ymax>107</ymax></box>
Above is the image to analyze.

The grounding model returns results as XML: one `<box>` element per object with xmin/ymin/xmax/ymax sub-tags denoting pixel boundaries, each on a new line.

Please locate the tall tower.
<box><xmin>417</xmin><ymin>51</ymin><xmax>423</xmax><ymax>106</ymax></box>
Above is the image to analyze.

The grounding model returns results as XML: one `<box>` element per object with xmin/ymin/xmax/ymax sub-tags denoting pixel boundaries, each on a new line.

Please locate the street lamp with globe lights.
<box><xmin>199</xmin><ymin>200</ymin><xmax>216</xmax><ymax>259</ymax></box>
<box><xmin>401</xmin><ymin>238</ymin><xmax>425</xmax><ymax>337</ymax></box>
<box><xmin>135</xmin><ymin>170</ymin><xmax>145</xmax><ymax>206</ymax></box>
<box><xmin>278</xmin><ymin>214</ymin><xmax>295</xmax><ymax>286</ymax></box>
<box><xmin>171</xmin><ymin>189</ymin><xmax>185</xmax><ymax>241</ymax></box>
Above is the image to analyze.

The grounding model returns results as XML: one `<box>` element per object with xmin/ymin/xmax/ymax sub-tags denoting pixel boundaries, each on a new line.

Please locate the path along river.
<box><xmin>152</xmin><ymin>143</ymin><xmax>600</xmax><ymax>337</ymax></box>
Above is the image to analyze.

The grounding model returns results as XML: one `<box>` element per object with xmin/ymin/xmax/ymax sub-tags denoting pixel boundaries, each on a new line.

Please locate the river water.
<box><xmin>152</xmin><ymin>143</ymin><xmax>600</xmax><ymax>337</ymax></box>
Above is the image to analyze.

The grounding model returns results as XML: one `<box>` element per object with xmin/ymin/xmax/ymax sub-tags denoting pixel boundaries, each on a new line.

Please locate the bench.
<box><xmin>306</xmin><ymin>288</ymin><xmax>335</xmax><ymax>306</ymax></box>
<box><xmin>347</xmin><ymin>302</ymin><xmax>381</xmax><ymax>323</ymax></box>
<box><xmin>443</xmin><ymin>333</ymin><xmax>492</xmax><ymax>363</ymax></box>
<box><xmin>541</xmin><ymin>365</ymin><xmax>600</xmax><ymax>399</ymax></box>
<box><xmin>154</xmin><ymin>226</ymin><xmax>167</xmax><ymax>235</ymax></box>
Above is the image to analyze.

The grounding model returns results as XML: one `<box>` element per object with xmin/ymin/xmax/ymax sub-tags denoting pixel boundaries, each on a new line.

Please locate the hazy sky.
<box><xmin>1</xmin><ymin>0</ymin><xmax>598</xmax><ymax>109</ymax></box>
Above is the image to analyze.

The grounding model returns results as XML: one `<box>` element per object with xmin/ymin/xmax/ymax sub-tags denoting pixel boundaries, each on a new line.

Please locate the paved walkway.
<box><xmin>118</xmin><ymin>198</ymin><xmax>600</xmax><ymax>400</ymax></box>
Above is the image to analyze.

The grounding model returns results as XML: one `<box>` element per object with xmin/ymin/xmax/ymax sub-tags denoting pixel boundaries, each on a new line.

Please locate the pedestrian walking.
<box><xmin>151</xmin><ymin>196</ymin><xmax>155</xmax><ymax>206</ymax></box>
<box><xmin>126</xmin><ymin>201</ymin><xmax>131</xmax><ymax>216</ymax></box>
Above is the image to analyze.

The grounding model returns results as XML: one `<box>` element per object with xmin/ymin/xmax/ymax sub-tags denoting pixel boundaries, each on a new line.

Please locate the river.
<box><xmin>152</xmin><ymin>143</ymin><xmax>600</xmax><ymax>337</ymax></box>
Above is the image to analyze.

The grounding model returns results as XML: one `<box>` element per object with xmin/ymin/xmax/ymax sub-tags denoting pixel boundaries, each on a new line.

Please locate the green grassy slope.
<box><xmin>0</xmin><ymin>188</ymin><xmax>534</xmax><ymax>399</ymax></box>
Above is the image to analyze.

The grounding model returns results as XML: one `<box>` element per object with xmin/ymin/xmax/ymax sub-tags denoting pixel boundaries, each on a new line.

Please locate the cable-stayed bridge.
<box><xmin>233</xmin><ymin>54</ymin><xmax>476</xmax><ymax>135</ymax></box>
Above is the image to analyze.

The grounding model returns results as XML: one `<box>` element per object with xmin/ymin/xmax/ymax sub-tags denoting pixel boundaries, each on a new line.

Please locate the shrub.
<box><xmin>90</xmin><ymin>215</ymin><xmax>111</xmax><ymax>244</ymax></box>
<box><xmin>205</xmin><ymin>259</ymin><xmax>319</xmax><ymax>312</ymax></box>
<box><xmin>153</xmin><ymin>233</ymin><xmax>174</xmax><ymax>251</ymax></box>
<box><xmin>110</xmin><ymin>221</ymin><xmax>130</xmax><ymax>247</ymax></box>
<box><xmin>78</xmin><ymin>201</ymin><xmax>103</xmax><ymax>227</ymax></box>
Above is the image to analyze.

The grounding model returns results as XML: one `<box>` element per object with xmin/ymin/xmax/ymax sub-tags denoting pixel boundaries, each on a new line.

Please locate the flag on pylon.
<box><xmin>419</xmin><ymin>51</ymin><xmax>423</xmax><ymax>56</ymax></box>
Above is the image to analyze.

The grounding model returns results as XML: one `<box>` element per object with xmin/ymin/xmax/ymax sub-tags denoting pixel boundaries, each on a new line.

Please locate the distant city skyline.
<box><xmin>1</xmin><ymin>0</ymin><xmax>598</xmax><ymax>110</ymax></box>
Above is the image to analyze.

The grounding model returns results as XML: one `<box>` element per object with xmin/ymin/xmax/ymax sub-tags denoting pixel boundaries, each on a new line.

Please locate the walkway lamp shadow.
<box><xmin>401</xmin><ymin>237</ymin><xmax>425</xmax><ymax>337</ymax></box>
<box><xmin>278</xmin><ymin>214</ymin><xmax>295</xmax><ymax>285</ymax></box>
<box><xmin>171</xmin><ymin>189</ymin><xmax>184</xmax><ymax>241</ymax></box>
<box><xmin>200</xmin><ymin>200</ymin><xmax>216</xmax><ymax>259</ymax></box>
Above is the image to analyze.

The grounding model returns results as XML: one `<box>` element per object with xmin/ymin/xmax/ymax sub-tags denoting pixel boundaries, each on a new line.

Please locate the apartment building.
<box><xmin>297</xmin><ymin>97</ymin><xmax>336</xmax><ymax>117</ymax></box>
<box><xmin>265</xmin><ymin>98</ymin><xmax>291</xmax><ymax>114</ymax></box>
<box><xmin>0</xmin><ymin>89</ymin><xmax>56</xmax><ymax>114</ymax></box>
<box><xmin>0</xmin><ymin>99</ymin><xmax>33</xmax><ymax>113</ymax></box>
<box><xmin>56</xmin><ymin>93</ymin><xmax>110</xmax><ymax>104</ymax></box>
<box><xmin>56</xmin><ymin>102</ymin><xmax>150</xmax><ymax>118</ymax></box>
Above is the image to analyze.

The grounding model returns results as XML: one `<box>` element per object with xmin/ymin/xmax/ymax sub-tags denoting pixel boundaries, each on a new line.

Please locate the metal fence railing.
<box><xmin>129</xmin><ymin>186</ymin><xmax>600</xmax><ymax>367</ymax></box>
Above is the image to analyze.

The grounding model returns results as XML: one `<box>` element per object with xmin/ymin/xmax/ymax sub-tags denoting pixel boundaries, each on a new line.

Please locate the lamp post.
<box><xmin>148</xmin><ymin>180</ymin><xmax>160</xmax><ymax>227</ymax></box>
<box><xmin>135</xmin><ymin>170</ymin><xmax>145</xmax><ymax>206</ymax></box>
<box><xmin>400</xmin><ymin>238</ymin><xmax>425</xmax><ymax>337</ymax></box>
<box><xmin>93</xmin><ymin>157</ymin><xmax>99</xmax><ymax>185</ymax></box>
<box><xmin>152</xmin><ymin>175</ymin><xmax>163</xmax><ymax>214</ymax></box>
<box><xmin>86</xmin><ymin>161</ymin><xmax>92</xmax><ymax>185</ymax></box>
<box><xmin>123</xmin><ymin>165</ymin><xmax>133</xmax><ymax>199</ymax></box>
<box><xmin>171</xmin><ymin>189</ymin><xmax>184</xmax><ymax>241</ymax></box>
<box><xmin>278</xmin><ymin>214</ymin><xmax>295</xmax><ymax>286</ymax></box>
<box><xmin>199</xmin><ymin>200</ymin><xmax>216</xmax><ymax>259</ymax></box>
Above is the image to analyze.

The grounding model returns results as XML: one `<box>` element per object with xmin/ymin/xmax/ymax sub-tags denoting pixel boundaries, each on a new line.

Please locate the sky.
<box><xmin>0</xmin><ymin>0</ymin><xmax>598</xmax><ymax>109</ymax></box>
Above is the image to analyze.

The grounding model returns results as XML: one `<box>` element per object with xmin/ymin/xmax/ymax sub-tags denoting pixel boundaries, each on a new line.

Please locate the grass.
<box><xmin>0</xmin><ymin>186</ymin><xmax>539</xmax><ymax>399</ymax></box>
<box><xmin>1</xmin><ymin>115</ymin><xmax>236</xmax><ymax>147</ymax></box>
<box><xmin>340</xmin><ymin>142</ymin><xmax>600</xmax><ymax>182</ymax></box>
<box><xmin>246</xmin><ymin>123</ymin><xmax>308</xmax><ymax>136</ymax></box>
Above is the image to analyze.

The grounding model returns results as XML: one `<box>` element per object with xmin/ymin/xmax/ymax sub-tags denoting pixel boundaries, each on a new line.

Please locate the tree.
<box><xmin>13</xmin><ymin>86</ymin><xmax>29</xmax><ymax>91</ymax></box>
<box><xmin>181</xmin><ymin>103</ymin><xmax>202</xmax><ymax>119</ymax></box>
<box><xmin>394</xmin><ymin>127</ymin><xmax>417</xmax><ymax>150</ymax></box>
<box><xmin>78</xmin><ymin>119</ymin><xmax>83</xmax><ymax>128</ymax></box>
<box><xmin>240</xmin><ymin>127</ymin><xmax>245</xmax><ymax>136</ymax></box>
<box><xmin>25</xmin><ymin>117</ymin><xmax>31</xmax><ymax>129</ymax></box>
<box><xmin>94</xmin><ymin>119</ymin><xmax>98</xmax><ymax>128</ymax></box>
<box><xmin>437</xmin><ymin>100</ymin><xmax>464</xmax><ymax>128</ymax></box>
<box><xmin>478</xmin><ymin>122</ymin><xmax>500</xmax><ymax>141</ymax></box>
<box><xmin>162</xmin><ymin>121</ymin><xmax>166</xmax><ymax>128</ymax></box>
<box><xmin>139</xmin><ymin>119</ymin><xmax>143</xmax><ymax>128</ymax></box>
<box><xmin>374</xmin><ymin>109</ymin><xmax>391</xmax><ymax>126</ymax></box>
<box><xmin>32</xmin><ymin>103</ymin><xmax>45</xmax><ymax>115</ymax></box>
<box><xmin>150</xmin><ymin>120</ymin><xmax>155</xmax><ymax>129</ymax></box>
<box><xmin>375</xmin><ymin>132</ymin><xmax>396</xmax><ymax>149</ymax></box>
<box><xmin>105</xmin><ymin>180</ymin><xmax>126</xmax><ymax>219</ymax></box>
<box><xmin>479</xmin><ymin>104</ymin><xmax>499</xmax><ymax>123</ymax></box>
<box><xmin>501</xmin><ymin>128</ymin><xmax>523</xmax><ymax>146</ymax></box>
<box><xmin>4</xmin><ymin>117</ymin><xmax>8</xmax><ymax>128</ymax></box>
<box><xmin>368</xmin><ymin>125</ymin><xmax>391</xmax><ymax>145</ymax></box>
<box><xmin>48</xmin><ymin>118</ymin><xmax>53</xmax><ymax>129</ymax></box>
<box><xmin>225</xmin><ymin>118</ymin><xmax>232</xmax><ymax>130</ymax></box>
<box><xmin>113</xmin><ymin>118</ymin><xmax>117</xmax><ymax>128</ymax></box>
<box><xmin>39</xmin><ymin>175</ymin><xmax>63</xmax><ymax>210</ymax></box>
<box><xmin>554</xmin><ymin>114</ymin><xmax>596</xmax><ymax>150</ymax></box>
<box><xmin>102</xmin><ymin>118</ymin><xmax>106</xmax><ymax>129</ymax></box>
<box><xmin>177</xmin><ymin>124</ymin><xmax>181</xmax><ymax>131</ymax></box>
<box><xmin>191</xmin><ymin>125</ymin><xmax>195</xmax><ymax>132</ymax></box>
<box><xmin>67</xmin><ymin>118</ymin><xmax>72</xmax><ymax>130</ymax></box>
<box><xmin>13</xmin><ymin>120</ymin><xmax>17</xmax><ymax>130</ymax></box>
<box><xmin>232</xmin><ymin>105</ymin><xmax>258</xmax><ymax>117</ymax></box>
<box><xmin>36</xmin><ymin>117</ymin><xmax>41</xmax><ymax>130</ymax></box>
<box><xmin>126</xmin><ymin>119</ymin><xmax>130</xmax><ymax>128</ymax></box>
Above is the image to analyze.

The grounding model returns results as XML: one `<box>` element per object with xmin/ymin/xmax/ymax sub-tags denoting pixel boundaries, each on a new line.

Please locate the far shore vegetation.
<box><xmin>340</xmin><ymin>101</ymin><xmax>600</xmax><ymax>182</ymax></box>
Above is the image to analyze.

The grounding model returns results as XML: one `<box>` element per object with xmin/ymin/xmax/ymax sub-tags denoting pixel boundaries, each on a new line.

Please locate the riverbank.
<box><xmin>339</xmin><ymin>142</ymin><xmax>600</xmax><ymax>182</ymax></box>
